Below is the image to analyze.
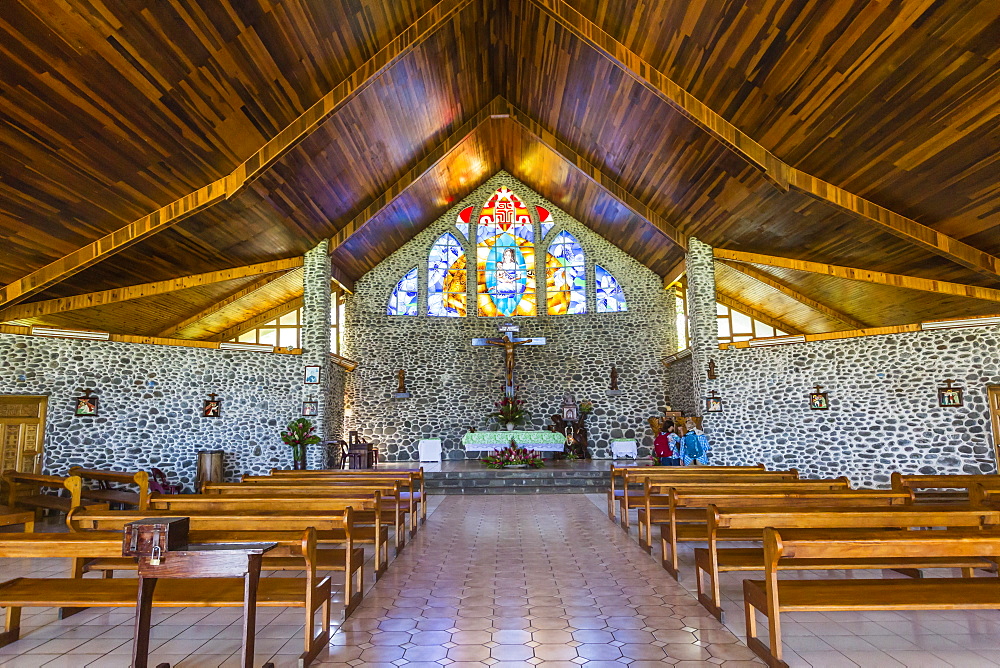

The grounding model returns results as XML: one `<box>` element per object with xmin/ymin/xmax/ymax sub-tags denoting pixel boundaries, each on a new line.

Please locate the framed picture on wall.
<box><xmin>705</xmin><ymin>391</ymin><xmax>723</xmax><ymax>413</ymax></box>
<box><xmin>203</xmin><ymin>394</ymin><xmax>222</xmax><ymax>418</ymax></box>
<box><xmin>809</xmin><ymin>385</ymin><xmax>829</xmax><ymax>410</ymax></box>
<box><xmin>301</xmin><ymin>401</ymin><xmax>318</xmax><ymax>417</ymax></box>
<box><xmin>74</xmin><ymin>392</ymin><xmax>98</xmax><ymax>417</ymax></box>
<box><xmin>304</xmin><ymin>365</ymin><xmax>321</xmax><ymax>384</ymax></box>
<box><xmin>938</xmin><ymin>380</ymin><xmax>964</xmax><ymax>407</ymax></box>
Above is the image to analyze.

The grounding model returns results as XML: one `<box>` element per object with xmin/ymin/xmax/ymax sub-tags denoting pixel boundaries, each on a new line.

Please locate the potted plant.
<box><xmin>487</xmin><ymin>387</ymin><xmax>528</xmax><ymax>431</ymax></box>
<box><xmin>482</xmin><ymin>444</ymin><xmax>545</xmax><ymax>469</ymax></box>
<box><xmin>281</xmin><ymin>417</ymin><xmax>320</xmax><ymax>470</ymax></box>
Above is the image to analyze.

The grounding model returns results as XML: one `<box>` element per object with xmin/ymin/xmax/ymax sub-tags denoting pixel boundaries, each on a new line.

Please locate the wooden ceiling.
<box><xmin>1</xmin><ymin>0</ymin><xmax>998</xmax><ymax>339</ymax></box>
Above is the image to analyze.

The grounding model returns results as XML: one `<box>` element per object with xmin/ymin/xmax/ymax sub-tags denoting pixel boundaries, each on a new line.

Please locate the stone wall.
<box><xmin>665</xmin><ymin>353</ymin><xmax>697</xmax><ymax>416</ymax></box>
<box><xmin>0</xmin><ymin>332</ymin><xmax>321</xmax><ymax>489</ymax></box>
<box><xmin>343</xmin><ymin>172</ymin><xmax>677</xmax><ymax>461</ymax></box>
<box><xmin>704</xmin><ymin>325</ymin><xmax>1000</xmax><ymax>487</ymax></box>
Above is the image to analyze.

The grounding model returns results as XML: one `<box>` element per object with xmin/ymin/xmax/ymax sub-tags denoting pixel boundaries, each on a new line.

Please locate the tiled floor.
<box><xmin>2</xmin><ymin>494</ymin><xmax>999</xmax><ymax>666</ymax></box>
<box><xmin>589</xmin><ymin>494</ymin><xmax>1000</xmax><ymax>668</ymax></box>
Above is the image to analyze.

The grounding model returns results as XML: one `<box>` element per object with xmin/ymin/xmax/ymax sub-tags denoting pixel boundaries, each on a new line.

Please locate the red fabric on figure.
<box><xmin>653</xmin><ymin>432</ymin><xmax>673</xmax><ymax>458</ymax></box>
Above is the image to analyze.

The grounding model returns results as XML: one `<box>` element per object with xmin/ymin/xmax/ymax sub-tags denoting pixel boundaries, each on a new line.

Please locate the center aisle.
<box><xmin>327</xmin><ymin>495</ymin><xmax>760</xmax><ymax>666</ymax></box>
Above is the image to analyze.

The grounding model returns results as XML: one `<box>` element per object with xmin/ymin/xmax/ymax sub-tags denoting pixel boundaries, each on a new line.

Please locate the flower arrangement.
<box><xmin>579</xmin><ymin>400</ymin><xmax>593</xmax><ymax>414</ymax></box>
<box><xmin>281</xmin><ymin>417</ymin><xmax>321</xmax><ymax>469</ymax></box>
<box><xmin>482</xmin><ymin>445</ymin><xmax>545</xmax><ymax>469</ymax></box>
<box><xmin>487</xmin><ymin>386</ymin><xmax>527</xmax><ymax>427</ymax></box>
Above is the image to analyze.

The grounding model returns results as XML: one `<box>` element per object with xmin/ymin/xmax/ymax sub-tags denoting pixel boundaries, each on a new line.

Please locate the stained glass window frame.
<box><xmin>476</xmin><ymin>186</ymin><xmax>537</xmax><ymax>317</ymax></box>
<box><xmin>428</xmin><ymin>233</ymin><xmax>468</xmax><ymax>317</ymax></box>
<box><xmin>545</xmin><ymin>230</ymin><xmax>586</xmax><ymax>315</ymax></box>
<box><xmin>595</xmin><ymin>264</ymin><xmax>628</xmax><ymax>313</ymax></box>
<box><xmin>387</xmin><ymin>267</ymin><xmax>419</xmax><ymax>316</ymax></box>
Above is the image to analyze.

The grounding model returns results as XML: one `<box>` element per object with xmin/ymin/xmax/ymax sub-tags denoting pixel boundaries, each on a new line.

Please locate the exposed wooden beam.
<box><xmin>716</xmin><ymin>291</ymin><xmax>802</xmax><ymax>336</ymax></box>
<box><xmin>532</xmin><ymin>0</ymin><xmax>1000</xmax><ymax>281</ymax></box>
<box><xmin>662</xmin><ymin>259</ymin><xmax>686</xmax><ymax>289</ymax></box>
<box><xmin>715</xmin><ymin>249</ymin><xmax>1000</xmax><ymax>303</ymax></box>
<box><xmin>717</xmin><ymin>259</ymin><xmax>870</xmax><ymax>330</ymax></box>
<box><xmin>0</xmin><ymin>258</ymin><xmax>304</xmax><ymax>323</ymax></box>
<box><xmin>504</xmin><ymin>102</ymin><xmax>686</xmax><ymax>248</ymax></box>
<box><xmin>0</xmin><ymin>0</ymin><xmax>471</xmax><ymax>309</ymax></box>
<box><xmin>154</xmin><ymin>272</ymin><xmax>296</xmax><ymax>338</ymax></box>
<box><xmin>328</xmin><ymin>97</ymin><xmax>503</xmax><ymax>250</ymax></box>
<box><xmin>208</xmin><ymin>296</ymin><xmax>304</xmax><ymax>343</ymax></box>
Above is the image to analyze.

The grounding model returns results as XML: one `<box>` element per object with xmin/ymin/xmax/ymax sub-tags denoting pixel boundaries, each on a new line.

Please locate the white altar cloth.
<box><xmin>418</xmin><ymin>439</ymin><xmax>442</xmax><ymax>462</ymax></box>
<box><xmin>611</xmin><ymin>439</ymin><xmax>638</xmax><ymax>459</ymax></box>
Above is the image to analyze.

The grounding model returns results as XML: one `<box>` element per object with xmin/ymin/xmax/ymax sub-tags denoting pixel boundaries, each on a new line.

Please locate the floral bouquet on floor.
<box><xmin>482</xmin><ymin>445</ymin><xmax>545</xmax><ymax>469</ymax></box>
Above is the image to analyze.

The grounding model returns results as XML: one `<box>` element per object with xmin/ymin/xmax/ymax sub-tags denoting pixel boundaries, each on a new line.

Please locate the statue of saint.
<box><xmin>486</xmin><ymin>334</ymin><xmax>528</xmax><ymax>388</ymax></box>
<box><xmin>396</xmin><ymin>369</ymin><xmax>407</xmax><ymax>394</ymax></box>
<box><xmin>610</xmin><ymin>365</ymin><xmax>619</xmax><ymax>391</ymax></box>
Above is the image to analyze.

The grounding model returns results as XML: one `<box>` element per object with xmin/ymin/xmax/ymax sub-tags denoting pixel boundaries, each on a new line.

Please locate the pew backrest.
<box><xmin>671</xmin><ymin>489</ymin><xmax>913</xmax><ymax>510</ymax></box>
<box><xmin>5</xmin><ymin>472</ymin><xmax>84</xmax><ymax>508</ymax></box>
<box><xmin>68</xmin><ymin>467</ymin><xmax>150</xmax><ymax>509</ymax></box>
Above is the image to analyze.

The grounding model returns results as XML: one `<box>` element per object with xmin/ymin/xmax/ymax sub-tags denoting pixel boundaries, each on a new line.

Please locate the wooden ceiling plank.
<box><xmin>0</xmin><ymin>0</ymin><xmax>471</xmax><ymax>309</ymax></box>
<box><xmin>715</xmin><ymin>249</ymin><xmax>1000</xmax><ymax>303</ymax></box>
<box><xmin>717</xmin><ymin>259</ymin><xmax>870</xmax><ymax>330</ymax></box>
<box><xmin>716</xmin><ymin>291</ymin><xmax>802</xmax><ymax>336</ymax></box>
<box><xmin>0</xmin><ymin>257</ymin><xmax>304</xmax><ymax>323</ymax></box>
<box><xmin>154</xmin><ymin>270</ymin><xmax>298</xmax><ymax>338</ymax></box>
<box><xmin>504</xmin><ymin>101</ymin><xmax>687</xmax><ymax>249</ymax></box>
<box><xmin>208</xmin><ymin>295</ymin><xmax>304</xmax><ymax>343</ymax></box>
<box><xmin>531</xmin><ymin>0</ymin><xmax>1000</xmax><ymax>281</ymax></box>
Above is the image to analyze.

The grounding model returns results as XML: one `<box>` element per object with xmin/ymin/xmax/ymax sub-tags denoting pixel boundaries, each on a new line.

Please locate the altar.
<box><xmin>461</xmin><ymin>430</ymin><xmax>566</xmax><ymax>452</ymax></box>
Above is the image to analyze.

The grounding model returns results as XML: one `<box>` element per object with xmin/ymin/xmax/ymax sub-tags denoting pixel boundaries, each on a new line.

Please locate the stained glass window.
<box><xmin>387</xmin><ymin>268</ymin><xmax>418</xmax><ymax>316</ymax></box>
<box><xmin>455</xmin><ymin>206</ymin><xmax>473</xmax><ymax>240</ymax></box>
<box><xmin>595</xmin><ymin>265</ymin><xmax>627</xmax><ymax>312</ymax></box>
<box><xmin>546</xmin><ymin>231</ymin><xmax>586</xmax><ymax>315</ymax></box>
<box><xmin>477</xmin><ymin>186</ymin><xmax>536</xmax><ymax>317</ymax></box>
<box><xmin>428</xmin><ymin>233</ymin><xmax>467</xmax><ymax>317</ymax></box>
<box><xmin>537</xmin><ymin>205</ymin><xmax>554</xmax><ymax>239</ymax></box>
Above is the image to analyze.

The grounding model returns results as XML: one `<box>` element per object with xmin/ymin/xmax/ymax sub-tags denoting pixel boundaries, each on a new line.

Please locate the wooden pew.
<box><xmin>658</xmin><ymin>488</ymin><xmax>914</xmax><ymax>578</ymax></box>
<box><xmin>618</xmin><ymin>469</ymin><xmax>800</xmax><ymax>530</ymax></box>
<box><xmin>233</xmin><ymin>475</ymin><xmax>424</xmax><ymax>532</ymax></box>
<box><xmin>696</xmin><ymin>504</ymin><xmax>1000</xmax><ymax>621</ymax></box>
<box><xmin>744</xmin><ymin>528</ymin><xmax>1000</xmax><ymax>668</ymax></box>
<box><xmin>637</xmin><ymin>478</ymin><xmax>851</xmax><ymax>551</ymax></box>
<box><xmin>150</xmin><ymin>491</ymin><xmax>408</xmax><ymax>553</ymax></box>
<box><xmin>892</xmin><ymin>472</ymin><xmax>1000</xmax><ymax>504</ymax></box>
<box><xmin>5</xmin><ymin>473</ymin><xmax>108</xmax><ymax>517</ymax></box>
<box><xmin>0</xmin><ymin>506</ymin><xmax>33</xmax><ymax>532</ymax></box>
<box><xmin>199</xmin><ymin>481</ymin><xmax>414</xmax><ymax>544</ymax></box>
<box><xmin>607</xmin><ymin>463</ymin><xmax>765</xmax><ymax>521</ymax></box>
<box><xmin>68</xmin><ymin>467</ymin><xmax>150</xmax><ymax>510</ymax></box>
<box><xmin>0</xmin><ymin>528</ymin><xmax>332</xmax><ymax>665</ymax></box>
<box><xmin>264</xmin><ymin>468</ymin><xmax>427</xmax><ymax>524</ymax></box>
<box><xmin>69</xmin><ymin>504</ymin><xmax>389</xmax><ymax>580</ymax></box>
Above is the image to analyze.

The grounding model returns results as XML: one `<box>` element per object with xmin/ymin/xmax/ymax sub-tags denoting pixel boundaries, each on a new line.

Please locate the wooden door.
<box><xmin>990</xmin><ymin>386</ymin><xmax>1000</xmax><ymax>470</ymax></box>
<box><xmin>0</xmin><ymin>396</ymin><xmax>47</xmax><ymax>479</ymax></box>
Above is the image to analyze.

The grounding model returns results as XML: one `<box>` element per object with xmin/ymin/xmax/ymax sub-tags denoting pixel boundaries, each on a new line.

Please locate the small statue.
<box><xmin>610</xmin><ymin>365</ymin><xmax>619</xmax><ymax>391</ymax></box>
<box><xmin>396</xmin><ymin>369</ymin><xmax>407</xmax><ymax>394</ymax></box>
<box><xmin>707</xmin><ymin>359</ymin><xmax>717</xmax><ymax>380</ymax></box>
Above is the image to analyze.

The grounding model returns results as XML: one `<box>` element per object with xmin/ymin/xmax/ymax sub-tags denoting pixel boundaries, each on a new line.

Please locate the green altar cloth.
<box><xmin>461</xmin><ymin>430</ymin><xmax>566</xmax><ymax>452</ymax></box>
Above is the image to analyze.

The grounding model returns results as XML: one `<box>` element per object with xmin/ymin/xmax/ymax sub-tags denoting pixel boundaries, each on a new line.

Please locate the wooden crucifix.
<box><xmin>472</xmin><ymin>329</ymin><xmax>546</xmax><ymax>396</ymax></box>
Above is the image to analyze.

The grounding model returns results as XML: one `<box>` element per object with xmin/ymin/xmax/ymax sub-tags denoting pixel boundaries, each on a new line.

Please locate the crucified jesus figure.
<box><xmin>487</xmin><ymin>334</ymin><xmax>529</xmax><ymax>388</ymax></box>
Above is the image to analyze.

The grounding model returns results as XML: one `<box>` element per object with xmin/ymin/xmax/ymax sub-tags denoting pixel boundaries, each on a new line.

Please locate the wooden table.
<box><xmin>132</xmin><ymin>542</ymin><xmax>277</xmax><ymax>668</ymax></box>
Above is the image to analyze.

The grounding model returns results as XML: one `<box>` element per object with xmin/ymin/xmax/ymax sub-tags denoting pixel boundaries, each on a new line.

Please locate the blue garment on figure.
<box><xmin>681</xmin><ymin>430</ymin><xmax>710</xmax><ymax>466</ymax></box>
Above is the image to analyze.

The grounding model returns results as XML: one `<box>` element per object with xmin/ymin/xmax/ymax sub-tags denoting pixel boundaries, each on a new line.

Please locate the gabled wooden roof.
<box><xmin>0</xmin><ymin>0</ymin><xmax>997</xmax><ymax>338</ymax></box>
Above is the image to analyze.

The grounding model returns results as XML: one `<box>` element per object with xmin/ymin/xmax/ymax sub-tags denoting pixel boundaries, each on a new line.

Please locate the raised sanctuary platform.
<box><xmin>381</xmin><ymin>460</ymin><xmax>654</xmax><ymax>495</ymax></box>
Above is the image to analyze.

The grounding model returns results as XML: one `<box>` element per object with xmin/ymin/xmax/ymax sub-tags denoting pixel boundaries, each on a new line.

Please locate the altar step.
<box><xmin>424</xmin><ymin>469</ymin><xmax>610</xmax><ymax>494</ymax></box>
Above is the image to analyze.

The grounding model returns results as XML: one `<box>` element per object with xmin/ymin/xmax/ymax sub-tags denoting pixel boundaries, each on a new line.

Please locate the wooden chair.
<box><xmin>696</xmin><ymin>504</ymin><xmax>1000</xmax><ymax>620</ymax></box>
<box><xmin>744</xmin><ymin>527</ymin><xmax>1000</xmax><ymax>667</ymax></box>
<box><xmin>148</xmin><ymin>468</ymin><xmax>180</xmax><ymax>495</ymax></box>
<box><xmin>68</xmin><ymin>467</ymin><xmax>150</xmax><ymax>510</ymax></box>
<box><xmin>5</xmin><ymin>473</ymin><xmax>107</xmax><ymax>518</ymax></box>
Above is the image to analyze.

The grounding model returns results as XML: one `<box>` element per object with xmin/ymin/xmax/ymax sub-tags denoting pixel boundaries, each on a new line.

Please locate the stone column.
<box><xmin>685</xmin><ymin>238</ymin><xmax>716</xmax><ymax>416</ymax></box>
<box><xmin>301</xmin><ymin>240</ymin><xmax>334</xmax><ymax>468</ymax></box>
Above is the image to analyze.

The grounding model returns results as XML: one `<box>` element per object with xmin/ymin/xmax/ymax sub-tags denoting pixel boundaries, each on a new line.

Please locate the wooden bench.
<box><xmin>607</xmin><ymin>463</ymin><xmax>765</xmax><ymax>521</ymax></box>
<box><xmin>638</xmin><ymin>478</ymin><xmax>851</xmax><ymax>550</ymax></box>
<box><xmin>68</xmin><ymin>467</ymin><xmax>150</xmax><ymax>510</ymax></box>
<box><xmin>0</xmin><ymin>528</ymin><xmax>332</xmax><ymax>666</ymax></box>
<box><xmin>196</xmin><ymin>482</ymin><xmax>412</xmax><ymax>547</ymax></box>
<box><xmin>696</xmin><ymin>504</ymin><xmax>1000</xmax><ymax>620</ymax></box>
<box><xmin>744</xmin><ymin>527</ymin><xmax>1000</xmax><ymax>668</ymax></box>
<box><xmin>657</xmin><ymin>488</ymin><xmax>914</xmax><ymax>578</ymax></box>
<box><xmin>891</xmin><ymin>472</ymin><xmax>1000</xmax><ymax>504</ymax></box>
<box><xmin>263</xmin><ymin>468</ymin><xmax>427</xmax><ymax>524</ymax></box>
<box><xmin>0</xmin><ymin>506</ymin><xmax>34</xmax><ymax>532</ymax></box>
<box><xmin>149</xmin><ymin>491</ymin><xmax>407</xmax><ymax>553</ymax></box>
<box><xmin>618</xmin><ymin>469</ymin><xmax>801</xmax><ymax>530</ymax></box>
<box><xmin>69</xmin><ymin>504</ymin><xmax>388</xmax><ymax>581</ymax></box>
<box><xmin>5</xmin><ymin>473</ymin><xmax>108</xmax><ymax>517</ymax></box>
<box><xmin>234</xmin><ymin>474</ymin><xmax>425</xmax><ymax>531</ymax></box>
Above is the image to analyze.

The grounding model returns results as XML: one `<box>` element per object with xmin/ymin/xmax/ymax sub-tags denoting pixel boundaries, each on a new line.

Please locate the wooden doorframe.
<box><xmin>989</xmin><ymin>386</ymin><xmax>1000</xmax><ymax>471</ymax></box>
<box><xmin>0</xmin><ymin>395</ymin><xmax>48</xmax><ymax>478</ymax></box>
